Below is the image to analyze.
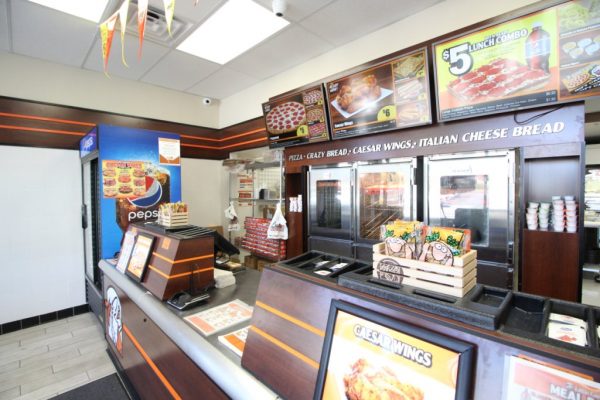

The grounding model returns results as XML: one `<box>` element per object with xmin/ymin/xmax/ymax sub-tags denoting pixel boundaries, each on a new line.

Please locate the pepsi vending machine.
<box><xmin>79</xmin><ymin>125</ymin><xmax>181</xmax><ymax>319</ymax></box>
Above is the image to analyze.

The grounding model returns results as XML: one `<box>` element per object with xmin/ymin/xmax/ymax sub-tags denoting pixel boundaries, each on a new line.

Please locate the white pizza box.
<box><xmin>547</xmin><ymin>322</ymin><xmax>587</xmax><ymax>347</ymax></box>
<box><xmin>549</xmin><ymin>313</ymin><xmax>587</xmax><ymax>331</ymax></box>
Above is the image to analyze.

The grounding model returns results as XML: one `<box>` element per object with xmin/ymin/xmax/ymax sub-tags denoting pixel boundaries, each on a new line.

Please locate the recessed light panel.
<box><xmin>177</xmin><ymin>0</ymin><xmax>289</xmax><ymax>65</ymax></box>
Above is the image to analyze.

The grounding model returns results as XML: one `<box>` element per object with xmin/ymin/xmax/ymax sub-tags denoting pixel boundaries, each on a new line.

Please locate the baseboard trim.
<box><xmin>0</xmin><ymin>304</ymin><xmax>90</xmax><ymax>335</ymax></box>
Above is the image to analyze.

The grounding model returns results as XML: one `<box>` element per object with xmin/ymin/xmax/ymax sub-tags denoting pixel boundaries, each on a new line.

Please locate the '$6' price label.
<box><xmin>442</xmin><ymin>43</ymin><xmax>473</xmax><ymax>77</ymax></box>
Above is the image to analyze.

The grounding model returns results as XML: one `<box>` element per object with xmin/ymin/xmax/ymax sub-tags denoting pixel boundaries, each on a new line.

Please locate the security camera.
<box><xmin>202</xmin><ymin>97</ymin><xmax>212</xmax><ymax>106</ymax></box>
<box><xmin>272</xmin><ymin>0</ymin><xmax>286</xmax><ymax>17</ymax></box>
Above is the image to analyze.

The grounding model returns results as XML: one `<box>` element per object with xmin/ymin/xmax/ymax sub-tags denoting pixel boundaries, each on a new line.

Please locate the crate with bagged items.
<box><xmin>157</xmin><ymin>202</ymin><xmax>189</xmax><ymax>227</ymax></box>
<box><xmin>373</xmin><ymin>221</ymin><xmax>477</xmax><ymax>297</ymax></box>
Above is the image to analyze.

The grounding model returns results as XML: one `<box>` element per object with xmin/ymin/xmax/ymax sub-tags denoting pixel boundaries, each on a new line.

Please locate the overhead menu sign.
<box><xmin>326</xmin><ymin>48</ymin><xmax>432</xmax><ymax>140</ymax></box>
<box><xmin>435</xmin><ymin>0</ymin><xmax>600</xmax><ymax>122</ymax></box>
<box><xmin>435</xmin><ymin>9</ymin><xmax>559</xmax><ymax>121</ymax></box>
<box><xmin>263</xmin><ymin>84</ymin><xmax>329</xmax><ymax>148</ymax></box>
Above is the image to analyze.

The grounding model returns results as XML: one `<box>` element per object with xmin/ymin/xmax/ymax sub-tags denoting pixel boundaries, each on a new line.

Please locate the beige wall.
<box><xmin>218</xmin><ymin>0</ymin><xmax>540</xmax><ymax>127</ymax></box>
<box><xmin>0</xmin><ymin>52</ymin><xmax>219</xmax><ymax>128</ymax></box>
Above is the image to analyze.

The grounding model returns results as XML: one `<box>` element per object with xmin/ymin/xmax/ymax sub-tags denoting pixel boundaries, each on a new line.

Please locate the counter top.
<box><xmin>100</xmin><ymin>260</ymin><xmax>277</xmax><ymax>400</ymax></box>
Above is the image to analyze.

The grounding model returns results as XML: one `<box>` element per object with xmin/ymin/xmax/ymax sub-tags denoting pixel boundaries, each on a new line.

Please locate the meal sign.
<box><xmin>435</xmin><ymin>0</ymin><xmax>600</xmax><ymax>121</ymax></box>
<box><xmin>326</xmin><ymin>48</ymin><xmax>432</xmax><ymax>140</ymax></box>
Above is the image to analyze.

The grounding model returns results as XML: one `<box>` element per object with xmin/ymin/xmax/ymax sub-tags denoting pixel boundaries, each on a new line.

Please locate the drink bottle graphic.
<box><xmin>525</xmin><ymin>22</ymin><xmax>551</xmax><ymax>73</ymax></box>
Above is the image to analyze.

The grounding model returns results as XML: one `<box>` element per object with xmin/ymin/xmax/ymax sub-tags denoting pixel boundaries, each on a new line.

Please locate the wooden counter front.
<box><xmin>242</xmin><ymin>265</ymin><xmax>600</xmax><ymax>400</ymax></box>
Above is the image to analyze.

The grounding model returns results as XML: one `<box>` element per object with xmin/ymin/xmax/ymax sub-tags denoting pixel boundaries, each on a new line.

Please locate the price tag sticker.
<box><xmin>297</xmin><ymin>125</ymin><xmax>308</xmax><ymax>136</ymax></box>
<box><xmin>377</xmin><ymin>105</ymin><xmax>396</xmax><ymax>122</ymax></box>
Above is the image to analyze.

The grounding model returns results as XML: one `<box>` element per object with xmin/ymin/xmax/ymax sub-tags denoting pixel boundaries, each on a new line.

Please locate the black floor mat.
<box><xmin>50</xmin><ymin>374</ymin><xmax>130</xmax><ymax>400</ymax></box>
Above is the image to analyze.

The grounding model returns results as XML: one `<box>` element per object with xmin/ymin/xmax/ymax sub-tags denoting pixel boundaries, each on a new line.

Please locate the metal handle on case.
<box><xmin>507</xmin><ymin>241</ymin><xmax>514</xmax><ymax>264</ymax></box>
<box><xmin>81</xmin><ymin>205</ymin><xmax>88</xmax><ymax>230</ymax></box>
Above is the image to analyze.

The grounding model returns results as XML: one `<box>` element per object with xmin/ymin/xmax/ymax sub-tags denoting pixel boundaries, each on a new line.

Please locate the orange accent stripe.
<box><xmin>0</xmin><ymin>112</ymin><xmax>96</xmax><ymax>127</ymax></box>
<box><xmin>255</xmin><ymin>300</ymin><xmax>325</xmax><ymax>337</ymax></box>
<box><xmin>178</xmin><ymin>128</ymin><xmax>263</xmax><ymax>143</ymax></box>
<box><xmin>250</xmin><ymin>326</ymin><xmax>319</xmax><ymax>369</ymax></box>
<box><xmin>151</xmin><ymin>252</ymin><xmax>213</xmax><ymax>264</ymax></box>
<box><xmin>148</xmin><ymin>264</ymin><xmax>213</xmax><ymax>280</ymax></box>
<box><xmin>123</xmin><ymin>325</ymin><xmax>182</xmax><ymax>400</ymax></box>
<box><xmin>0</xmin><ymin>124</ymin><xmax>86</xmax><ymax>137</ymax></box>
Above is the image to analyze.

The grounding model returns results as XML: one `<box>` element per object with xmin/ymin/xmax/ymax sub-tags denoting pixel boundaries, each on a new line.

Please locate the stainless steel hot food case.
<box><xmin>307</xmin><ymin>151</ymin><xmax>517</xmax><ymax>288</ymax></box>
<box><xmin>308</xmin><ymin>159</ymin><xmax>417</xmax><ymax>261</ymax></box>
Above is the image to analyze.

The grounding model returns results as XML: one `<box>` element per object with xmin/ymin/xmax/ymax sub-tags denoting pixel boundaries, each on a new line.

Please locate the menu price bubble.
<box><xmin>327</xmin><ymin>48</ymin><xmax>432</xmax><ymax>140</ymax></box>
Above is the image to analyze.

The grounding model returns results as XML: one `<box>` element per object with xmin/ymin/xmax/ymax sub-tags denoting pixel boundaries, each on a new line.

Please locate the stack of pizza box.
<box><xmin>372</xmin><ymin>242</ymin><xmax>477</xmax><ymax>298</ymax></box>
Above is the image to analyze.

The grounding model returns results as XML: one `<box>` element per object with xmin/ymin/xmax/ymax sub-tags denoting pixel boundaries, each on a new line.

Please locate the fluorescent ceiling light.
<box><xmin>177</xmin><ymin>0</ymin><xmax>289</xmax><ymax>64</ymax></box>
<box><xmin>27</xmin><ymin>0</ymin><xmax>109</xmax><ymax>23</ymax></box>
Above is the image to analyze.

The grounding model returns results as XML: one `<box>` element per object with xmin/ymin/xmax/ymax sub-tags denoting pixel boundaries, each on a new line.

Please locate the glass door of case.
<box><xmin>309</xmin><ymin>167</ymin><xmax>352</xmax><ymax>240</ymax></box>
<box><xmin>356</xmin><ymin>162</ymin><xmax>414</xmax><ymax>242</ymax></box>
<box><xmin>425</xmin><ymin>151</ymin><xmax>515</xmax><ymax>263</ymax></box>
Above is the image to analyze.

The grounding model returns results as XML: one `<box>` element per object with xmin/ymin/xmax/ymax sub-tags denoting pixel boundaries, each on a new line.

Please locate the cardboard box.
<box><xmin>244</xmin><ymin>255</ymin><xmax>258</xmax><ymax>269</ymax></box>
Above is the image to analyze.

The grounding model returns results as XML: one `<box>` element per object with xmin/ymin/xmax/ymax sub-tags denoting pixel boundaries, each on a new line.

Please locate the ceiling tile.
<box><xmin>227</xmin><ymin>25</ymin><xmax>334</xmax><ymax>80</ymax></box>
<box><xmin>186</xmin><ymin>67</ymin><xmax>259</xmax><ymax>99</ymax></box>
<box><xmin>11</xmin><ymin>0</ymin><xmax>99</xmax><ymax>67</ymax></box>
<box><xmin>140</xmin><ymin>50</ymin><xmax>220</xmax><ymax>91</ymax></box>
<box><xmin>83</xmin><ymin>33</ymin><xmax>170</xmax><ymax>80</ymax></box>
<box><xmin>300</xmin><ymin>0</ymin><xmax>443</xmax><ymax>46</ymax></box>
<box><xmin>148</xmin><ymin>0</ymin><xmax>226</xmax><ymax>24</ymax></box>
<box><xmin>252</xmin><ymin>0</ymin><xmax>336</xmax><ymax>23</ymax></box>
<box><xmin>0</xmin><ymin>0</ymin><xmax>9</xmax><ymax>52</ymax></box>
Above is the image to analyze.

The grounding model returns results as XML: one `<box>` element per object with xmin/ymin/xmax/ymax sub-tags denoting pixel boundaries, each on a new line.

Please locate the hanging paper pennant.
<box><xmin>137</xmin><ymin>0</ymin><xmax>149</xmax><ymax>59</ymax></box>
<box><xmin>118</xmin><ymin>0</ymin><xmax>130</xmax><ymax>67</ymax></box>
<box><xmin>163</xmin><ymin>0</ymin><xmax>175</xmax><ymax>36</ymax></box>
<box><xmin>100</xmin><ymin>12</ymin><xmax>119</xmax><ymax>74</ymax></box>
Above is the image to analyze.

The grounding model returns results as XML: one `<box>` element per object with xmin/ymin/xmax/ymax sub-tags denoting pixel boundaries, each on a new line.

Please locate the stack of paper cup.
<box><xmin>552</xmin><ymin>197</ymin><xmax>565</xmax><ymax>232</ymax></box>
<box><xmin>565</xmin><ymin>195</ymin><xmax>577</xmax><ymax>233</ymax></box>
<box><xmin>538</xmin><ymin>202</ymin><xmax>550</xmax><ymax>230</ymax></box>
<box><xmin>526</xmin><ymin>202</ymin><xmax>539</xmax><ymax>230</ymax></box>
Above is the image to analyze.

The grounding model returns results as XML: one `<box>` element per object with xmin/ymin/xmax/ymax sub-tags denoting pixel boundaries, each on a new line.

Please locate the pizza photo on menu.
<box><xmin>265</xmin><ymin>101</ymin><xmax>306</xmax><ymax>135</ymax></box>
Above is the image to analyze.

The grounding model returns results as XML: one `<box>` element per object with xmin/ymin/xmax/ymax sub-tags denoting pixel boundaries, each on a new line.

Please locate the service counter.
<box><xmin>101</xmin><ymin>255</ymin><xmax>600</xmax><ymax>400</ymax></box>
<box><xmin>99</xmin><ymin>260</ymin><xmax>277</xmax><ymax>400</ymax></box>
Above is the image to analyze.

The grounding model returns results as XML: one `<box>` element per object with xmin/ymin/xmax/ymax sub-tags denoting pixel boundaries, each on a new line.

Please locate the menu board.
<box><xmin>263</xmin><ymin>85</ymin><xmax>329</xmax><ymax>148</ymax></box>
<box><xmin>326</xmin><ymin>48</ymin><xmax>432</xmax><ymax>140</ymax></box>
<box><xmin>435</xmin><ymin>1</ymin><xmax>600</xmax><ymax>121</ymax></box>
<box><xmin>315</xmin><ymin>301</ymin><xmax>473</xmax><ymax>399</ymax></box>
<box><xmin>557</xmin><ymin>1</ymin><xmax>600</xmax><ymax>100</ymax></box>
<box><xmin>435</xmin><ymin>9</ymin><xmax>559</xmax><ymax>121</ymax></box>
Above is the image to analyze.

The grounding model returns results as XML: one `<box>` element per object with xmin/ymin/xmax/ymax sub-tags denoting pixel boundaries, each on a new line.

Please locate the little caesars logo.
<box><xmin>376</xmin><ymin>258</ymin><xmax>406</xmax><ymax>284</ymax></box>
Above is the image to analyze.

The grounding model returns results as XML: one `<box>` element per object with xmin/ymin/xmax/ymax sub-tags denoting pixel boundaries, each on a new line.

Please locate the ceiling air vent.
<box><xmin>122</xmin><ymin>2</ymin><xmax>193</xmax><ymax>47</ymax></box>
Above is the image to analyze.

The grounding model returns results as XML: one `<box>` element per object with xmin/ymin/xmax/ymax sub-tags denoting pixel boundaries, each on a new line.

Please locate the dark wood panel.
<box><xmin>104</xmin><ymin>274</ymin><xmax>228</xmax><ymax>400</ymax></box>
<box><xmin>285</xmin><ymin>172</ymin><xmax>305</xmax><ymax>258</ymax></box>
<box><xmin>242</xmin><ymin>330</ymin><xmax>317</xmax><ymax>400</ymax></box>
<box><xmin>0</xmin><ymin>96</ymin><xmax>269</xmax><ymax>157</ymax></box>
<box><xmin>242</xmin><ymin>266</ymin><xmax>600</xmax><ymax>400</ymax></box>
<box><xmin>522</xmin><ymin>230</ymin><xmax>580</xmax><ymax>301</ymax></box>
<box><xmin>284</xmin><ymin>103</ymin><xmax>584</xmax><ymax>168</ymax></box>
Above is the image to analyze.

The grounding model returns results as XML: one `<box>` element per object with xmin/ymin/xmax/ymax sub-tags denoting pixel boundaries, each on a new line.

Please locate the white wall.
<box><xmin>0</xmin><ymin>146</ymin><xmax>85</xmax><ymax>324</ymax></box>
<box><xmin>219</xmin><ymin>0</ymin><xmax>539</xmax><ymax>127</ymax></box>
<box><xmin>0</xmin><ymin>52</ymin><xmax>219</xmax><ymax>128</ymax></box>
<box><xmin>586</xmin><ymin>144</ymin><xmax>600</xmax><ymax>165</ymax></box>
<box><xmin>181</xmin><ymin>158</ymin><xmax>226</xmax><ymax>228</ymax></box>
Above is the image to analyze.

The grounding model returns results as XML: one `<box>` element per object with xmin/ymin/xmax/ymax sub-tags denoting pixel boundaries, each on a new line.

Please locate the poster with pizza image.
<box><xmin>263</xmin><ymin>84</ymin><xmax>329</xmax><ymax>149</ymax></box>
<box><xmin>435</xmin><ymin>8</ymin><xmax>560</xmax><ymax>122</ymax></box>
<box><xmin>503</xmin><ymin>356</ymin><xmax>600</xmax><ymax>400</ymax></box>
<box><xmin>327</xmin><ymin>48</ymin><xmax>432</xmax><ymax>140</ymax></box>
<box><xmin>102</xmin><ymin>160</ymin><xmax>148</xmax><ymax>199</ymax></box>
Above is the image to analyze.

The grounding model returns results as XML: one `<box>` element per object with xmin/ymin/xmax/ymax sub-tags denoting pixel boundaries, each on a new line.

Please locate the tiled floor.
<box><xmin>582</xmin><ymin>277</ymin><xmax>600</xmax><ymax>307</ymax></box>
<box><xmin>0</xmin><ymin>313</ymin><xmax>116</xmax><ymax>400</ymax></box>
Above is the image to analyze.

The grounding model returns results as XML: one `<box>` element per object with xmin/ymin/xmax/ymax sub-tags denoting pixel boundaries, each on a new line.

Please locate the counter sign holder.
<box><xmin>314</xmin><ymin>300</ymin><xmax>474</xmax><ymax>400</ymax></box>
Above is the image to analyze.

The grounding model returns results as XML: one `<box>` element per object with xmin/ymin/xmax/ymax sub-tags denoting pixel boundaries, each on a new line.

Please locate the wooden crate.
<box><xmin>372</xmin><ymin>243</ymin><xmax>477</xmax><ymax>297</ymax></box>
<box><xmin>158</xmin><ymin>212</ymin><xmax>189</xmax><ymax>227</ymax></box>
